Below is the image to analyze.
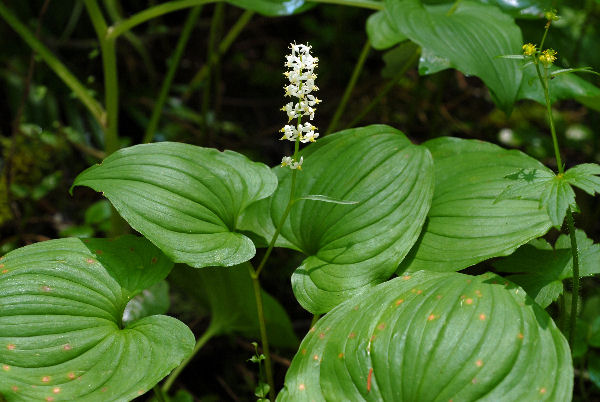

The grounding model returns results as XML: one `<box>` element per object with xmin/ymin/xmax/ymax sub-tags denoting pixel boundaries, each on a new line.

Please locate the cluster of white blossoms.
<box><xmin>279</xmin><ymin>42</ymin><xmax>321</xmax><ymax>170</ymax></box>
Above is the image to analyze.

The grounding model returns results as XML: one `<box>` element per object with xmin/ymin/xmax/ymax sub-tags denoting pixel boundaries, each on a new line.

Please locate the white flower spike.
<box><xmin>280</xmin><ymin>42</ymin><xmax>320</xmax><ymax>170</ymax></box>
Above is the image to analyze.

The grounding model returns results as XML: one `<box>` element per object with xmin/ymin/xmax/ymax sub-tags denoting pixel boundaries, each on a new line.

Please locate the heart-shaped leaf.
<box><xmin>385</xmin><ymin>0</ymin><xmax>523</xmax><ymax>112</ymax></box>
<box><xmin>240</xmin><ymin>125</ymin><xmax>434</xmax><ymax>314</ymax></box>
<box><xmin>122</xmin><ymin>281</ymin><xmax>170</xmax><ymax>326</ymax></box>
<box><xmin>278</xmin><ymin>270</ymin><xmax>572</xmax><ymax>401</ymax></box>
<box><xmin>168</xmin><ymin>263</ymin><xmax>298</xmax><ymax>348</ymax></box>
<box><xmin>0</xmin><ymin>236</ymin><xmax>195</xmax><ymax>401</ymax></box>
<box><xmin>72</xmin><ymin>142</ymin><xmax>278</xmax><ymax>268</ymax></box>
<box><xmin>366</xmin><ymin>11</ymin><xmax>407</xmax><ymax>50</ymax></box>
<box><xmin>399</xmin><ymin>137</ymin><xmax>553</xmax><ymax>273</ymax></box>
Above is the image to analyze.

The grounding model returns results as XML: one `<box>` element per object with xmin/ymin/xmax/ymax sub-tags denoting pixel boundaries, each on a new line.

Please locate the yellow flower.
<box><xmin>522</xmin><ymin>43</ymin><xmax>536</xmax><ymax>56</ymax></box>
<box><xmin>539</xmin><ymin>49</ymin><xmax>557</xmax><ymax>66</ymax></box>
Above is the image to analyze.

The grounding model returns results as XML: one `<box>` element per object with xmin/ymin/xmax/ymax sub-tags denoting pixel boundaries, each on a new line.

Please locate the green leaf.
<box><xmin>122</xmin><ymin>281</ymin><xmax>170</xmax><ymax>325</ymax></box>
<box><xmin>84</xmin><ymin>200</ymin><xmax>111</xmax><ymax>226</ymax></box>
<box><xmin>540</xmin><ymin>176</ymin><xmax>576</xmax><ymax>227</ymax></box>
<box><xmin>381</xmin><ymin>41</ymin><xmax>421</xmax><ymax>79</ymax></box>
<box><xmin>225</xmin><ymin>0</ymin><xmax>314</xmax><ymax>16</ymax></box>
<box><xmin>240</xmin><ymin>125</ymin><xmax>434</xmax><ymax>314</ymax></box>
<box><xmin>517</xmin><ymin>63</ymin><xmax>600</xmax><ymax>111</ymax></box>
<box><xmin>168</xmin><ymin>263</ymin><xmax>298</xmax><ymax>348</ymax></box>
<box><xmin>0</xmin><ymin>236</ymin><xmax>194</xmax><ymax>401</ymax></box>
<box><xmin>278</xmin><ymin>271</ymin><xmax>572</xmax><ymax>401</ymax></box>
<box><xmin>399</xmin><ymin>137</ymin><xmax>553</xmax><ymax>273</ymax></box>
<box><xmin>493</xmin><ymin>229</ymin><xmax>600</xmax><ymax>307</ymax></box>
<box><xmin>418</xmin><ymin>47</ymin><xmax>452</xmax><ymax>75</ymax></box>
<box><xmin>366</xmin><ymin>11</ymin><xmax>407</xmax><ymax>50</ymax></box>
<box><xmin>563</xmin><ymin>163</ymin><xmax>600</xmax><ymax>196</ymax></box>
<box><xmin>385</xmin><ymin>0</ymin><xmax>523</xmax><ymax>112</ymax></box>
<box><xmin>589</xmin><ymin>351</ymin><xmax>600</xmax><ymax>389</ymax></box>
<box><xmin>72</xmin><ymin>142</ymin><xmax>277</xmax><ymax>268</ymax></box>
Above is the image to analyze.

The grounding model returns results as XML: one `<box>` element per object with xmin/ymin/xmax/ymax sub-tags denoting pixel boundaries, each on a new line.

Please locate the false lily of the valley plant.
<box><xmin>1</xmin><ymin>1</ymin><xmax>600</xmax><ymax>401</ymax></box>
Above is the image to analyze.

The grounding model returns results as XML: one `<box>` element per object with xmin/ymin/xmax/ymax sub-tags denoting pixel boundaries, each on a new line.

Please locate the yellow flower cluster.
<box><xmin>522</xmin><ymin>43</ymin><xmax>536</xmax><ymax>57</ymax></box>
<box><xmin>539</xmin><ymin>49</ymin><xmax>557</xmax><ymax>67</ymax></box>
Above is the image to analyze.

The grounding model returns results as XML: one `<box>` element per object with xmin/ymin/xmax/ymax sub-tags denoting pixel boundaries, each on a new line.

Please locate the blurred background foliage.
<box><xmin>1</xmin><ymin>0</ymin><xmax>600</xmax><ymax>400</ymax></box>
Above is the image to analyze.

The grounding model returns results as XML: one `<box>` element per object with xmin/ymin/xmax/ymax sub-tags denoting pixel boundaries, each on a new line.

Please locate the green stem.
<box><xmin>310</xmin><ymin>314</ymin><xmax>321</xmax><ymax>328</ymax></box>
<box><xmin>533</xmin><ymin>46</ymin><xmax>581</xmax><ymax>349</ymax></box>
<box><xmin>183</xmin><ymin>9</ymin><xmax>254</xmax><ymax>101</ymax></box>
<box><xmin>201</xmin><ymin>3</ymin><xmax>225</xmax><ymax>136</ymax></box>
<box><xmin>84</xmin><ymin>0</ymin><xmax>120</xmax><ymax>155</ymax></box>
<box><xmin>566</xmin><ymin>207</ymin><xmax>580</xmax><ymax>346</ymax></box>
<box><xmin>326</xmin><ymin>39</ymin><xmax>370</xmax><ymax>135</ymax></box>
<box><xmin>107</xmin><ymin>0</ymin><xmax>220</xmax><ymax>40</ymax></box>
<box><xmin>143</xmin><ymin>6</ymin><xmax>202</xmax><ymax>143</ymax></box>
<box><xmin>153</xmin><ymin>385</ymin><xmax>167</xmax><ymax>402</ymax></box>
<box><xmin>162</xmin><ymin>322</ymin><xmax>220</xmax><ymax>393</ymax></box>
<box><xmin>346</xmin><ymin>47</ymin><xmax>420</xmax><ymax>129</ymax></box>
<box><xmin>248</xmin><ymin>265</ymin><xmax>276</xmax><ymax>401</ymax></box>
<box><xmin>0</xmin><ymin>2</ymin><xmax>105</xmax><ymax>125</ymax></box>
<box><xmin>103</xmin><ymin>0</ymin><xmax>158</xmax><ymax>82</ymax></box>
<box><xmin>306</xmin><ymin>0</ymin><xmax>383</xmax><ymax>10</ymax></box>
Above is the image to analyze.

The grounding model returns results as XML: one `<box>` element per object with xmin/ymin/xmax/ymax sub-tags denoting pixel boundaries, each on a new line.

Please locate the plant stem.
<box><xmin>143</xmin><ymin>6</ymin><xmax>203</xmax><ymax>143</ymax></box>
<box><xmin>248</xmin><ymin>265</ymin><xmax>276</xmax><ymax>401</ymax></box>
<box><xmin>533</xmin><ymin>43</ymin><xmax>581</xmax><ymax>348</ymax></box>
<box><xmin>306</xmin><ymin>0</ymin><xmax>383</xmax><ymax>10</ymax></box>
<box><xmin>346</xmin><ymin>47</ymin><xmax>420</xmax><ymax>129</ymax></box>
<box><xmin>162</xmin><ymin>322</ymin><xmax>220</xmax><ymax>393</ymax></box>
<box><xmin>201</xmin><ymin>4</ymin><xmax>225</xmax><ymax>138</ymax></box>
<box><xmin>566</xmin><ymin>207</ymin><xmax>580</xmax><ymax>346</ymax></box>
<box><xmin>153</xmin><ymin>385</ymin><xmax>167</xmax><ymax>402</ymax></box>
<box><xmin>0</xmin><ymin>2</ymin><xmax>105</xmax><ymax>125</ymax></box>
<box><xmin>326</xmin><ymin>39</ymin><xmax>370</xmax><ymax>135</ymax></box>
<box><xmin>310</xmin><ymin>314</ymin><xmax>321</xmax><ymax>327</ymax></box>
<box><xmin>183</xmin><ymin>9</ymin><xmax>254</xmax><ymax>101</ymax></box>
<box><xmin>84</xmin><ymin>0</ymin><xmax>120</xmax><ymax>155</ymax></box>
<box><xmin>107</xmin><ymin>0</ymin><xmax>221</xmax><ymax>40</ymax></box>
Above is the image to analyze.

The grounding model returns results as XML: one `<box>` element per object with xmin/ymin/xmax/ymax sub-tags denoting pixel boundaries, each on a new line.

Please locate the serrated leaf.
<box><xmin>540</xmin><ymin>176</ymin><xmax>576</xmax><ymax>228</ymax></box>
<box><xmin>399</xmin><ymin>137</ymin><xmax>553</xmax><ymax>273</ymax></box>
<box><xmin>493</xmin><ymin>229</ymin><xmax>600</xmax><ymax>307</ymax></box>
<box><xmin>168</xmin><ymin>263</ymin><xmax>298</xmax><ymax>348</ymax></box>
<box><xmin>278</xmin><ymin>271</ymin><xmax>572</xmax><ymax>401</ymax></box>
<box><xmin>240</xmin><ymin>125</ymin><xmax>434</xmax><ymax>314</ymax></box>
<box><xmin>72</xmin><ymin>142</ymin><xmax>277</xmax><ymax>268</ymax></box>
<box><xmin>0</xmin><ymin>236</ymin><xmax>195</xmax><ymax>401</ymax></box>
<box><xmin>385</xmin><ymin>0</ymin><xmax>523</xmax><ymax>112</ymax></box>
<box><xmin>564</xmin><ymin>163</ymin><xmax>600</xmax><ymax>196</ymax></box>
<box><xmin>366</xmin><ymin>11</ymin><xmax>407</xmax><ymax>50</ymax></box>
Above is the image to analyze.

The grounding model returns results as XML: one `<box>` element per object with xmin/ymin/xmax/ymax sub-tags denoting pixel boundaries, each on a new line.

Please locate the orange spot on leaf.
<box><xmin>479</xmin><ymin>314</ymin><xmax>486</xmax><ymax>321</ymax></box>
<box><xmin>427</xmin><ymin>314</ymin><xmax>436</xmax><ymax>321</ymax></box>
<box><xmin>465</xmin><ymin>298</ymin><xmax>473</xmax><ymax>305</ymax></box>
<box><xmin>540</xmin><ymin>387</ymin><xmax>547</xmax><ymax>394</ymax></box>
<box><xmin>68</xmin><ymin>372</ymin><xmax>76</xmax><ymax>380</ymax></box>
<box><xmin>151</xmin><ymin>257</ymin><xmax>158</xmax><ymax>264</ymax></box>
<box><xmin>41</xmin><ymin>376</ymin><xmax>50</xmax><ymax>383</ymax></box>
<box><xmin>2</xmin><ymin>365</ymin><xmax>10</xmax><ymax>371</ymax></box>
<box><xmin>518</xmin><ymin>333</ymin><xmax>524</xmax><ymax>340</ymax></box>
<box><xmin>53</xmin><ymin>387</ymin><xmax>60</xmax><ymax>394</ymax></box>
<box><xmin>402</xmin><ymin>275</ymin><xmax>411</xmax><ymax>280</ymax></box>
<box><xmin>85</xmin><ymin>258</ymin><xmax>94</xmax><ymax>264</ymax></box>
<box><xmin>377</xmin><ymin>323</ymin><xmax>386</xmax><ymax>330</ymax></box>
<box><xmin>475</xmin><ymin>360</ymin><xmax>483</xmax><ymax>367</ymax></box>
<box><xmin>41</xmin><ymin>285</ymin><xmax>51</xmax><ymax>292</ymax></box>
<box><xmin>1</xmin><ymin>269</ymin><xmax>7</xmax><ymax>274</ymax></box>
<box><xmin>367</xmin><ymin>368</ymin><xmax>373</xmax><ymax>392</ymax></box>
<box><xmin>63</xmin><ymin>344</ymin><xmax>72</xmax><ymax>351</ymax></box>
<box><xmin>348</xmin><ymin>332</ymin><xmax>356</xmax><ymax>339</ymax></box>
<box><xmin>319</xmin><ymin>332</ymin><xmax>325</xmax><ymax>339</ymax></box>
<box><xmin>45</xmin><ymin>397</ymin><xmax>54</xmax><ymax>402</ymax></box>
<box><xmin>395</xmin><ymin>299</ymin><xmax>404</xmax><ymax>306</ymax></box>
<box><xmin>6</xmin><ymin>344</ymin><xmax>15</xmax><ymax>350</ymax></box>
<box><xmin>298</xmin><ymin>384</ymin><xmax>305</xmax><ymax>391</ymax></box>
<box><xmin>95</xmin><ymin>250</ymin><xmax>103</xmax><ymax>255</ymax></box>
<box><xmin>313</xmin><ymin>354</ymin><xmax>319</xmax><ymax>361</ymax></box>
<box><xmin>11</xmin><ymin>386</ymin><xmax>18</xmax><ymax>392</ymax></box>
<box><xmin>338</xmin><ymin>353</ymin><xmax>344</xmax><ymax>359</ymax></box>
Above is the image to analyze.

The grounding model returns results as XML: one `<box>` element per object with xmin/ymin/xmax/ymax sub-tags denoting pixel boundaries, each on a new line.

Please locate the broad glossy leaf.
<box><xmin>418</xmin><ymin>47</ymin><xmax>452</xmax><ymax>75</ymax></box>
<box><xmin>366</xmin><ymin>11</ymin><xmax>407</xmax><ymax>50</ymax></box>
<box><xmin>385</xmin><ymin>0</ymin><xmax>523</xmax><ymax>112</ymax></box>
<box><xmin>240</xmin><ymin>125</ymin><xmax>434</xmax><ymax>314</ymax></box>
<box><xmin>169</xmin><ymin>263</ymin><xmax>298</xmax><ymax>348</ymax></box>
<box><xmin>72</xmin><ymin>142</ymin><xmax>277</xmax><ymax>268</ymax></box>
<box><xmin>0</xmin><ymin>236</ymin><xmax>194</xmax><ymax>401</ymax></box>
<box><xmin>226</xmin><ymin>0</ymin><xmax>314</xmax><ymax>16</ymax></box>
<box><xmin>399</xmin><ymin>137</ymin><xmax>553</xmax><ymax>273</ymax></box>
<box><xmin>278</xmin><ymin>271</ymin><xmax>572</xmax><ymax>401</ymax></box>
<box><xmin>517</xmin><ymin>64</ymin><xmax>600</xmax><ymax>111</ymax></box>
<box><xmin>422</xmin><ymin>0</ymin><xmax>552</xmax><ymax>17</ymax></box>
<box><xmin>493</xmin><ymin>230</ymin><xmax>600</xmax><ymax>307</ymax></box>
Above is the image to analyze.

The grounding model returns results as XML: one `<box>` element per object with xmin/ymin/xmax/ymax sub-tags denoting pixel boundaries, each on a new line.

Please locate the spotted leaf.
<box><xmin>278</xmin><ymin>271</ymin><xmax>572</xmax><ymax>401</ymax></box>
<box><xmin>0</xmin><ymin>236</ymin><xmax>195</xmax><ymax>401</ymax></box>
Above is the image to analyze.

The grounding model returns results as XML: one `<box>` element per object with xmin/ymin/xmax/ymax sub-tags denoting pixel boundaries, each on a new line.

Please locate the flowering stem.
<box><xmin>143</xmin><ymin>6</ymin><xmax>203</xmax><ymax>143</ymax></box>
<box><xmin>533</xmin><ymin>41</ymin><xmax>580</xmax><ymax>348</ymax></box>
<box><xmin>326</xmin><ymin>39</ymin><xmax>371</xmax><ymax>135</ymax></box>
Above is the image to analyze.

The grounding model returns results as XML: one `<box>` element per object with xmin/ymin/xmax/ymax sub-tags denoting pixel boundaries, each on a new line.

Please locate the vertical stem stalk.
<box><xmin>162</xmin><ymin>322</ymin><xmax>220</xmax><ymax>393</ymax></box>
<box><xmin>143</xmin><ymin>6</ymin><xmax>203</xmax><ymax>143</ymax></box>
<box><xmin>249</xmin><ymin>265</ymin><xmax>276</xmax><ymax>401</ymax></box>
<box><xmin>326</xmin><ymin>39</ymin><xmax>370</xmax><ymax>134</ymax></box>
